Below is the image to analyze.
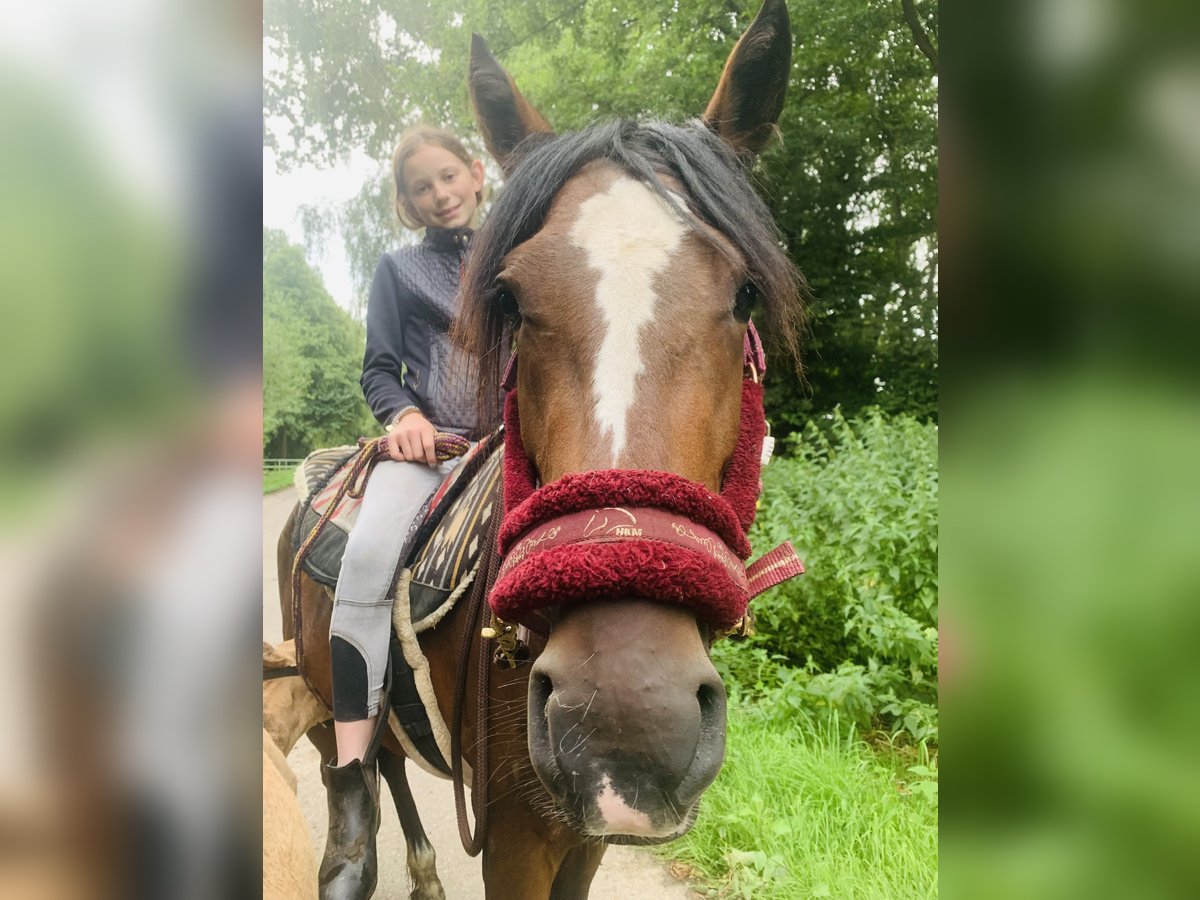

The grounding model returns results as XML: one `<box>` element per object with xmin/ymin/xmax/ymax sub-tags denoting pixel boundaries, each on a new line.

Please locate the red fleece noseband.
<box><xmin>491</xmin><ymin>541</ymin><xmax>750</xmax><ymax>630</ymax></box>
<box><xmin>499</xmin><ymin>472</ymin><xmax>752</xmax><ymax>560</ymax></box>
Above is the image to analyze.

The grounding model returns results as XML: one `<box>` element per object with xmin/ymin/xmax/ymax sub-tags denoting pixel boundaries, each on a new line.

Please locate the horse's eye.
<box><xmin>495</xmin><ymin>284</ymin><xmax>520</xmax><ymax>318</ymax></box>
<box><xmin>733</xmin><ymin>282</ymin><xmax>759</xmax><ymax>322</ymax></box>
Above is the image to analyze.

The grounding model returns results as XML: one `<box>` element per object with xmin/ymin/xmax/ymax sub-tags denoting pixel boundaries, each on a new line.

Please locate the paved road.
<box><xmin>264</xmin><ymin>487</ymin><xmax>701</xmax><ymax>899</ymax></box>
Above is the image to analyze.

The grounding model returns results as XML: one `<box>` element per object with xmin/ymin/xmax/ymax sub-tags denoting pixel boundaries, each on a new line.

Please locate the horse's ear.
<box><xmin>702</xmin><ymin>0</ymin><xmax>792</xmax><ymax>158</ymax></box>
<box><xmin>469</xmin><ymin>33</ymin><xmax>554</xmax><ymax>175</ymax></box>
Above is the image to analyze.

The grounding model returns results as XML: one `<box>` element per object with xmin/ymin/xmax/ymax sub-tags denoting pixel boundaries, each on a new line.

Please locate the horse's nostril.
<box><xmin>696</xmin><ymin>681</ymin><xmax>721</xmax><ymax>718</ymax></box>
<box><xmin>673</xmin><ymin>677</ymin><xmax>727</xmax><ymax>805</ymax></box>
<box><xmin>530</xmin><ymin>672</ymin><xmax>554</xmax><ymax>719</ymax></box>
<box><xmin>527</xmin><ymin>671</ymin><xmax>562</xmax><ymax>795</ymax></box>
<box><xmin>695</xmin><ymin>678</ymin><xmax>727</xmax><ymax>741</ymax></box>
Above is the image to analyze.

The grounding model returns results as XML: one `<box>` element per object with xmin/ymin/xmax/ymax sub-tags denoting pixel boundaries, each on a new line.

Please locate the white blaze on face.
<box><xmin>568</xmin><ymin>176</ymin><xmax>687</xmax><ymax>463</ymax></box>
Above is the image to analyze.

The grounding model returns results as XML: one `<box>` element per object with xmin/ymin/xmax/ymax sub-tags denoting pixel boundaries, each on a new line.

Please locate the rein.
<box><xmin>450</xmin><ymin>508</ymin><xmax>504</xmax><ymax>857</ymax></box>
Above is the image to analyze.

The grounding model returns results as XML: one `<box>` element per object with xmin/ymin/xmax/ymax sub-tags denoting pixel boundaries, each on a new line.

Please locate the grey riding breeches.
<box><xmin>329</xmin><ymin>453</ymin><xmax>466</xmax><ymax>720</ymax></box>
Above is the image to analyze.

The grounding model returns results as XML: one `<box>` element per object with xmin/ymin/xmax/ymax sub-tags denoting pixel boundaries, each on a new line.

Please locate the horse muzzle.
<box><xmin>526</xmin><ymin>599</ymin><xmax>727</xmax><ymax>840</ymax></box>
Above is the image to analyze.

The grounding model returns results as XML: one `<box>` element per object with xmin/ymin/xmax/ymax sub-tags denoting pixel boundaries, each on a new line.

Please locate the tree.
<box><xmin>262</xmin><ymin>288</ymin><xmax>311</xmax><ymax>455</ymax></box>
<box><xmin>263</xmin><ymin>228</ymin><xmax>375</xmax><ymax>456</ymax></box>
<box><xmin>265</xmin><ymin>0</ymin><xmax>938</xmax><ymax>429</ymax></box>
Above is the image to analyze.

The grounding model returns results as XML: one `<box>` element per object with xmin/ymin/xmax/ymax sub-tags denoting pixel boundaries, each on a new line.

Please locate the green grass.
<box><xmin>263</xmin><ymin>469</ymin><xmax>296</xmax><ymax>494</ymax></box>
<box><xmin>662</xmin><ymin>704</ymin><xmax>938</xmax><ymax>899</ymax></box>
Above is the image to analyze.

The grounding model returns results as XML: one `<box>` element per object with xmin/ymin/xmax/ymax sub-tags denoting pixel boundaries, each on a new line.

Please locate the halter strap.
<box><xmin>743</xmin><ymin>320</ymin><xmax>766</xmax><ymax>381</ymax></box>
<box><xmin>501</xmin><ymin>348</ymin><xmax>519</xmax><ymax>392</ymax></box>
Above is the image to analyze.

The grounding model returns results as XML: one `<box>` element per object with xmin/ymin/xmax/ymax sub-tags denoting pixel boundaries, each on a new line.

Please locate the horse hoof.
<box><xmin>321</xmin><ymin>864</ymin><xmax>377</xmax><ymax>900</ymax></box>
<box><xmin>409</xmin><ymin>882</ymin><xmax>446</xmax><ymax>900</ymax></box>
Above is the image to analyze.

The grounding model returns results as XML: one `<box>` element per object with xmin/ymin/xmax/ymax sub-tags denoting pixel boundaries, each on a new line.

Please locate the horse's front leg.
<box><xmin>550</xmin><ymin>842</ymin><xmax>607</xmax><ymax>900</ymax></box>
<box><xmin>377</xmin><ymin>751</ymin><xmax>445</xmax><ymax>900</ymax></box>
<box><xmin>482</xmin><ymin>802</ymin><xmax>571</xmax><ymax>900</ymax></box>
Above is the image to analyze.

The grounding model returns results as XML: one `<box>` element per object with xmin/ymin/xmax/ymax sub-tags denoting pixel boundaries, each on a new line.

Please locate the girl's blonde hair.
<box><xmin>391</xmin><ymin>125</ymin><xmax>485</xmax><ymax>230</ymax></box>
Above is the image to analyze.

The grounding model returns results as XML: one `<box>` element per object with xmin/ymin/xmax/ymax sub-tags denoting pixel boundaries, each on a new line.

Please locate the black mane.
<box><xmin>454</xmin><ymin>118</ymin><xmax>805</xmax><ymax>426</ymax></box>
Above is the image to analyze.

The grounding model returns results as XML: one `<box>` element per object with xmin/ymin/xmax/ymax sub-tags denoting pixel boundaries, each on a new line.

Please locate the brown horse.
<box><xmin>280</xmin><ymin>2</ymin><xmax>802</xmax><ymax>896</ymax></box>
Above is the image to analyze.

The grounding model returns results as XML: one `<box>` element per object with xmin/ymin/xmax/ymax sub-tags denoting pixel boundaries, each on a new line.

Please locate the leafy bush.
<box><xmin>731</xmin><ymin>408</ymin><xmax>938</xmax><ymax>741</ymax></box>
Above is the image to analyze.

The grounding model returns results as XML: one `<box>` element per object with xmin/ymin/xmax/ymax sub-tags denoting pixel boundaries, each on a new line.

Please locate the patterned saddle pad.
<box><xmin>404</xmin><ymin>444</ymin><xmax>503</xmax><ymax>628</ymax></box>
<box><xmin>291</xmin><ymin>434</ymin><xmax>503</xmax><ymax>614</ymax></box>
<box><xmin>290</xmin><ymin>446</ymin><xmax>360</xmax><ymax>587</ymax></box>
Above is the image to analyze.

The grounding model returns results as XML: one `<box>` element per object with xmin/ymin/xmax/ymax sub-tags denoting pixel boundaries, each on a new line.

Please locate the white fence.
<box><xmin>263</xmin><ymin>458</ymin><xmax>302</xmax><ymax>472</ymax></box>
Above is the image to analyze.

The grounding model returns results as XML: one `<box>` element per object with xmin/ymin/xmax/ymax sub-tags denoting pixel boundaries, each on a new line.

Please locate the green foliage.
<box><xmin>662</xmin><ymin>700</ymin><xmax>938</xmax><ymax>898</ymax></box>
<box><xmin>728</xmin><ymin>408</ymin><xmax>938</xmax><ymax>740</ymax></box>
<box><xmin>262</xmin><ymin>229</ymin><xmax>376</xmax><ymax>456</ymax></box>
<box><xmin>263</xmin><ymin>469</ymin><xmax>296</xmax><ymax>495</ymax></box>
<box><xmin>264</xmin><ymin>0</ymin><xmax>937</xmax><ymax>426</ymax></box>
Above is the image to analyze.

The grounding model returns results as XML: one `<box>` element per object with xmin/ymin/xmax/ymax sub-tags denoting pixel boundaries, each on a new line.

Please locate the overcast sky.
<box><xmin>262</xmin><ymin>142</ymin><xmax>381</xmax><ymax>315</ymax></box>
<box><xmin>262</xmin><ymin>32</ymin><xmax>381</xmax><ymax>316</ymax></box>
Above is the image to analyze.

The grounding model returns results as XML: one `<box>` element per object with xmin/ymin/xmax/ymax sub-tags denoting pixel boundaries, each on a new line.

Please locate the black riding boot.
<box><xmin>318</xmin><ymin>758</ymin><xmax>380</xmax><ymax>900</ymax></box>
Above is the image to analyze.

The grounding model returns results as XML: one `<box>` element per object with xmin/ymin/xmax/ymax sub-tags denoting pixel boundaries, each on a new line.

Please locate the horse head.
<box><xmin>456</xmin><ymin>0</ymin><xmax>801</xmax><ymax>843</ymax></box>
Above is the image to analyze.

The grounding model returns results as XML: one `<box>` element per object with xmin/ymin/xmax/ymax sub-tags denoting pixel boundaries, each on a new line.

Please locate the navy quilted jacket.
<box><xmin>361</xmin><ymin>226</ymin><xmax>482</xmax><ymax>437</ymax></box>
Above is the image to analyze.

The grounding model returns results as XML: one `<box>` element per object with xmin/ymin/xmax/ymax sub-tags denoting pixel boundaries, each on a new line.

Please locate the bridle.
<box><xmin>490</xmin><ymin>320</ymin><xmax>804</xmax><ymax>637</ymax></box>
<box><xmin>451</xmin><ymin>319</ymin><xmax>805</xmax><ymax>856</ymax></box>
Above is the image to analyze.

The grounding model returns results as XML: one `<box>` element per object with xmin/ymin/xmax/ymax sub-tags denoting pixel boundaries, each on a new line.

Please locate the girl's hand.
<box><xmin>387</xmin><ymin>411</ymin><xmax>438</xmax><ymax>465</ymax></box>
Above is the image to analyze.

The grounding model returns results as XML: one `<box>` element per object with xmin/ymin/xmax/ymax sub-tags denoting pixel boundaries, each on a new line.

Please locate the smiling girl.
<box><xmin>320</xmin><ymin>126</ymin><xmax>490</xmax><ymax>898</ymax></box>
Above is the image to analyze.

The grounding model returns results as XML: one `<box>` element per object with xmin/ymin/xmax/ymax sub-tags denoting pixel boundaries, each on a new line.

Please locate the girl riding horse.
<box><xmin>321</xmin><ymin>126</ymin><xmax>494</xmax><ymax>898</ymax></box>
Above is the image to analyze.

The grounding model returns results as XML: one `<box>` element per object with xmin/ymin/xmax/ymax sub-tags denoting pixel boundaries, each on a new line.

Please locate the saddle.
<box><xmin>291</xmin><ymin>431</ymin><xmax>504</xmax><ymax>776</ymax></box>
